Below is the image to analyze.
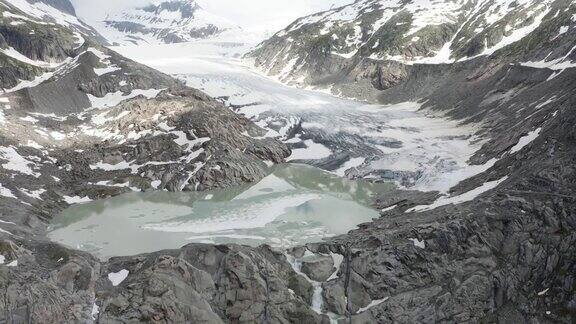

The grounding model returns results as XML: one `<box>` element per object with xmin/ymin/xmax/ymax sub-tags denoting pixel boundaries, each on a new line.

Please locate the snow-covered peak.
<box><xmin>86</xmin><ymin>0</ymin><xmax>238</xmax><ymax>45</ymax></box>
<box><xmin>279</xmin><ymin>0</ymin><xmax>554</xmax><ymax>63</ymax></box>
<box><xmin>0</xmin><ymin>0</ymin><xmax>97</xmax><ymax>35</ymax></box>
<box><xmin>251</xmin><ymin>0</ymin><xmax>571</xmax><ymax>85</ymax></box>
<box><xmin>139</xmin><ymin>0</ymin><xmax>200</xmax><ymax>19</ymax></box>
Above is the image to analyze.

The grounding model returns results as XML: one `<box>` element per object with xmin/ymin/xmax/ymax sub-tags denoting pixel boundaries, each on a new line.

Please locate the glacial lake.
<box><xmin>48</xmin><ymin>164</ymin><xmax>391</xmax><ymax>260</ymax></box>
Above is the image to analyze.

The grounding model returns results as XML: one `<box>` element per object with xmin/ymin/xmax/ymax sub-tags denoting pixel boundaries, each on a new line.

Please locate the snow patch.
<box><xmin>91</xmin><ymin>302</ymin><xmax>100</xmax><ymax>320</ymax></box>
<box><xmin>94</xmin><ymin>65</ymin><xmax>121</xmax><ymax>76</ymax></box>
<box><xmin>408</xmin><ymin>176</ymin><xmax>509</xmax><ymax>212</ymax></box>
<box><xmin>478</xmin><ymin>5</ymin><xmax>551</xmax><ymax>57</ymax></box>
<box><xmin>108</xmin><ymin>269</ymin><xmax>129</xmax><ymax>286</ymax></box>
<box><xmin>7</xmin><ymin>0</ymin><xmax>84</xmax><ymax>27</ymax></box>
<box><xmin>0</xmin><ymin>183</ymin><xmax>16</xmax><ymax>199</ymax></box>
<box><xmin>0</xmin><ymin>146</ymin><xmax>41</xmax><ymax>177</ymax></box>
<box><xmin>21</xmin><ymin>188</ymin><xmax>46</xmax><ymax>200</ymax></box>
<box><xmin>333</xmin><ymin>157</ymin><xmax>365</xmax><ymax>177</ymax></box>
<box><xmin>538</xmin><ymin>288</ymin><xmax>549</xmax><ymax>296</ymax></box>
<box><xmin>3</xmin><ymin>71</ymin><xmax>55</xmax><ymax>93</ymax></box>
<box><xmin>151</xmin><ymin>180</ymin><xmax>162</xmax><ymax>189</ymax></box>
<box><xmin>510</xmin><ymin>128</ymin><xmax>542</xmax><ymax>153</ymax></box>
<box><xmin>88</xmin><ymin>89</ymin><xmax>164</xmax><ymax>108</ymax></box>
<box><xmin>409</xmin><ymin>238</ymin><xmax>426</xmax><ymax>249</ymax></box>
<box><xmin>381</xmin><ymin>204</ymin><xmax>397</xmax><ymax>212</ymax></box>
<box><xmin>327</xmin><ymin>253</ymin><xmax>344</xmax><ymax>281</ymax></box>
<box><xmin>288</xmin><ymin>140</ymin><xmax>331</xmax><ymax>161</ymax></box>
<box><xmin>62</xmin><ymin>195</ymin><xmax>92</xmax><ymax>204</ymax></box>
<box><xmin>356</xmin><ymin>297</ymin><xmax>389</xmax><ymax>314</ymax></box>
<box><xmin>0</xmin><ymin>47</ymin><xmax>61</xmax><ymax>68</ymax></box>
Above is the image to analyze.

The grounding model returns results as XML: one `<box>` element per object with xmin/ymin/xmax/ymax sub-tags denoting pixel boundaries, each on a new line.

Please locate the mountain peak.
<box><xmin>250</xmin><ymin>0</ymin><xmax>567</xmax><ymax>87</ymax></box>
<box><xmin>91</xmin><ymin>0</ymin><xmax>238</xmax><ymax>45</ymax></box>
<box><xmin>140</xmin><ymin>0</ymin><xmax>201</xmax><ymax>19</ymax></box>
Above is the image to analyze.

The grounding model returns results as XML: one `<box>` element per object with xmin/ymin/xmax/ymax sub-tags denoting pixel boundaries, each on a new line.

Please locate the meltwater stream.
<box><xmin>48</xmin><ymin>164</ymin><xmax>391</xmax><ymax>260</ymax></box>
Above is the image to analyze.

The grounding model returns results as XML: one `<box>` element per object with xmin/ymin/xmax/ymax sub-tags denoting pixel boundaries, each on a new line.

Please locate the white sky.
<box><xmin>196</xmin><ymin>0</ymin><xmax>353</xmax><ymax>31</ymax></box>
<box><xmin>72</xmin><ymin>0</ymin><xmax>354</xmax><ymax>33</ymax></box>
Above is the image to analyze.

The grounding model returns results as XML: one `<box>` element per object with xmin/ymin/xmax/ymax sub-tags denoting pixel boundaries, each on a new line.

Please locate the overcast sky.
<box><xmin>72</xmin><ymin>0</ymin><xmax>354</xmax><ymax>33</ymax></box>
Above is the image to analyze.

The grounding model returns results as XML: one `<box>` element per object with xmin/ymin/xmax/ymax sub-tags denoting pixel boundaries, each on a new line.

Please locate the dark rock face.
<box><xmin>0</xmin><ymin>54</ymin><xmax>43</xmax><ymax>90</ymax></box>
<box><xmin>301</xmin><ymin>255</ymin><xmax>334</xmax><ymax>282</ymax></box>
<box><xmin>0</xmin><ymin>238</ymin><xmax>100</xmax><ymax>323</ymax></box>
<box><xmin>0</xmin><ymin>24</ymin><xmax>76</xmax><ymax>62</ymax></box>
<box><xmin>142</xmin><ymin>0</ymin><xmax>200</xmax><ymax>19</ymax></box>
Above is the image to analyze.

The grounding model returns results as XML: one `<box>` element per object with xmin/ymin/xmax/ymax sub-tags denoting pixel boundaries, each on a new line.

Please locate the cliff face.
<box><xmin>30</xmin><ymin>0</ymin><xmax>77</xmax><ymax>15</ymax></box>
<box><xmin>0</xmin><ymin>0</ymin><xmax>107</xmax><ymax>90</ymax></box>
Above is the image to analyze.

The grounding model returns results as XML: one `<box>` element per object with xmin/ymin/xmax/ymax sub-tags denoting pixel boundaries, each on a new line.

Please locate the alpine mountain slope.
<box><xmin>82</xmin><ymin>0</ymin><xmax>238</xmax><ymax>45</ymax></box>
<box><xmin>248</xmin><ymin>0</ymin><xmax>576</xmax><ymax>322</ymax></box>
<box><xmin>251</xmin><ymin>0</ymin><xmax>575</xmax><ymax>97</ymax></box>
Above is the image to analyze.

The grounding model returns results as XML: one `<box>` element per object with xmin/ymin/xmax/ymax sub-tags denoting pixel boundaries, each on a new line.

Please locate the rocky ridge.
<box><xmin>250</xmin><ymin>0</ymin><xmax>575</xmax><ymax>99</ymax></box>
<box><xmin>93</xmin><ymin>0</ymin><xmax>238</xmax><ymax>45</ymax></box>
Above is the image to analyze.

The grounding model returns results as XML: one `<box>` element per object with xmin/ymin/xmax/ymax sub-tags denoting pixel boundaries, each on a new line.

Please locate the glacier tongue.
<box><xmin>113</xmin><ymin>35</ymin><xmax>488</xmax><ymax>193</ymax></box>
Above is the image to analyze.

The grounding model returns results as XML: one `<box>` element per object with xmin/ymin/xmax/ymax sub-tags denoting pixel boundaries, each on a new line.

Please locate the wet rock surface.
<box><xmin>96</xmin><ymin>245</ymin><xmax>323</xmax><ymax>323</ymax></box>
<box><xmin>301</xmin><ymin>255</ymin><xmax>335</xmax><ymax>283</ymax></box>
<box><xmin>100</xmin><ymin>0</ymin><xmax>233</xmax><ymax>45</ymax></box>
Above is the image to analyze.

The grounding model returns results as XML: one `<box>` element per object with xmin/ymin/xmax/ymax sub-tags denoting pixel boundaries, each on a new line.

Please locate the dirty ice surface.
<box><xmin>113</xmin><ymin>32</ymin><xmax>485</xmax><ymax>193</ymax></box>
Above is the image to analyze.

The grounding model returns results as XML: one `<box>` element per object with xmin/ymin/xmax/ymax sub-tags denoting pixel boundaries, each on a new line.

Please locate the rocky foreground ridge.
<box><xmin>0</xmin><ymin>0</ymin><xmax>574</xmax><ymax>323</ymax></box>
